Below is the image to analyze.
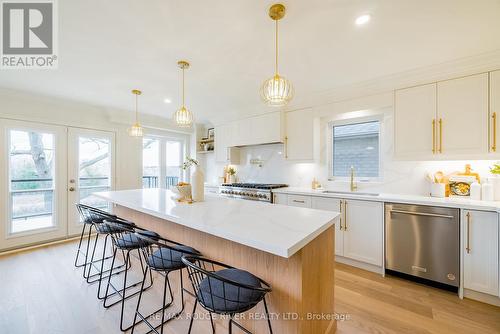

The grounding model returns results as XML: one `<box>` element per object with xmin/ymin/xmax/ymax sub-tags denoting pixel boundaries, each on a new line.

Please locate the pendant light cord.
<box><xmin>135</xmin><ymin>93</ymin><xmax>139</xmax><ymax>123</ymax></box>
<box><xmin>275</xmin><ymin>19</ymin><xmax>279</xmax><ymax>76</ymax></box>
<box><xmin>182</xmin><ymin>67</ymin><xmax>185</xmax><ymax>107</ymax></box>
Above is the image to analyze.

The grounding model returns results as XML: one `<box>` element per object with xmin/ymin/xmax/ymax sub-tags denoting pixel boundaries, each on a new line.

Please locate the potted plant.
<box><xmin>490</xmin><ymin>162</ymin><xmax>500</xmax><ymax>201</ymax></box>
<box><xmin>227</xmin><ymin>166</ymin><xmax>237</xmax><ymax>184</ymax></box>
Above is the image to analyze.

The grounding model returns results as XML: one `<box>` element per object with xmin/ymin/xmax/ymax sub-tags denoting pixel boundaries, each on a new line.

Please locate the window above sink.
<box><xmin>328</xmin><ymin>116</ymin><xmax>382</xmax><ymax>182</ymax></box>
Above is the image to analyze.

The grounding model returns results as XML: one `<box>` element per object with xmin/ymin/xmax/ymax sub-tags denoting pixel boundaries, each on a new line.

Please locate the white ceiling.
<box><xmin>1</xmin><ymin>0</ymin><xmax>500</xmax><ymax>124</ymax></box>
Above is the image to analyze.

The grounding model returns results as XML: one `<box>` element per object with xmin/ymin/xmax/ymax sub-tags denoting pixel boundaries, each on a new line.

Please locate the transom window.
<box><xmin>330</xmin><ymin>120</ymin><xmax>380</xmax><ymax>179</ymax></box>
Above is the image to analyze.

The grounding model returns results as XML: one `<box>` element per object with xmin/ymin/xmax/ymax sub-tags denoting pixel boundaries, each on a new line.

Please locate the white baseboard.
<box><xmin>463</xmin><ymin>289</ymin><xmax>500</xmax><ymax>307</ymax></box>
<box><xmin>335</xmin><ymin>256</ymin><xmax>384</xmax><ymax>275</ymax></box>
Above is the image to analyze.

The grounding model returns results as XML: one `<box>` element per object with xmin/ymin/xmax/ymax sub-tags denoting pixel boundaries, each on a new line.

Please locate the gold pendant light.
<box><xmin>260</xmin><ymin>3</ymin><xmax>294</xmax><ymax>107</ymax></box>
<box><xmin>173</xmin><ymin>60</ymin><xmax>194</xmax><ymax>127</ymax></box>
<box><xmin>128</xmin><ymin>89</ymin><xmax>144</xmax><ymax>137</ymax></box>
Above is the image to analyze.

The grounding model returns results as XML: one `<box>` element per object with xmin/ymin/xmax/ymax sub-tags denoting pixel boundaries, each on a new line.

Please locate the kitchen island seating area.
<box><xmin>74</xmin><ymin>204</ymin><xmax>274</xmax><ymax>334</ymax></box>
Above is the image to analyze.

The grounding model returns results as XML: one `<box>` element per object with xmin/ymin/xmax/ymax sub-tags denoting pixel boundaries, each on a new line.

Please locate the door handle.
<box><xmin>69</xmin><ymin>187</ymin><xmax>75</xmax><ymax>192</ymax></box>
<box><xmin>344</xmin><ymin>200</ymin><xmax>348</xmax><ymax>231</ymax></box>
<box><xmin>390</xmin><ymin>209</ymin><xmax>454</xmax><ymax>219</ymax></box>
<box><xmin>466</xmin><ymin>212</ymin><xmax>471</xmax><ymax>254</ymax></box>
<box><xmin>492</xmin><ymin>112</ymin><xmax>497</xmax><ymax>152</ymax></box>
<box><xmin>432</xmin><ymin>119</ymin><xmax>436</xmax><ymax>154</ymax></box>
<box><xmin>438</xmin><ymin>118</ymin><xmax>443</xmax><ymax>153</ymax></box>
<box><xmin>339</xmin><ymin>200</ymin><xmax>343</xmax><ymax>231</ymax></box>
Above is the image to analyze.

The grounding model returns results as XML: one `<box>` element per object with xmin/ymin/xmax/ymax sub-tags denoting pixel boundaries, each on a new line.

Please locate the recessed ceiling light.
<box><xmin>355</xmin><ymin>14</ymin><xmax>371</xmax><ymax>26</ymax></box>
<box><xmin>164</xmin><ymin>98</ymin><xmax>172</xmax><ymax>104</ymax></box>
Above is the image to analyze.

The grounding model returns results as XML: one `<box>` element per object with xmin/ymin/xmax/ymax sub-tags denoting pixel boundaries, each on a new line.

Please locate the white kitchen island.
<box><xmin>94</xmin><ymin>189</ymin><xmax>339</xmax><ymax>334</ymax></box>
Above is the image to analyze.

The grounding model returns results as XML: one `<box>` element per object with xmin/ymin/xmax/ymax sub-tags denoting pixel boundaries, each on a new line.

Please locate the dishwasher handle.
<box><xmin>389</xmin><ymin>209</ymin><xmax>455</xmax><ymax>220</ymax></box>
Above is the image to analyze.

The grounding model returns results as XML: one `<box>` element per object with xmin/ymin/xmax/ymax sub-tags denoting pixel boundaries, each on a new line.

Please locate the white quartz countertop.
<box><xmin>93</xmin><ymin>189</ymin><xmax>339</xmax><ymax>258</ymax></box>
<box><xmin>273</xmin><ymin>187</ymin><xmax>500</xmax><ymax>212</ymax></box>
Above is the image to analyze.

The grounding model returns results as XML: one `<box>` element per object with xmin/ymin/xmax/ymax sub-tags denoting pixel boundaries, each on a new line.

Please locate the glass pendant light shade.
<box><xmin>128</xmin><ymin>122</ymin><xmax>144</xmax><ymax>137</ymax></box>
<box><xmin>174</xmin><ymin>106</ymin><xmax>193</xmax><ymax>128</ymax></box>
<box><xmin>261</xmin><ymin>74</ymin><xmax>294</xmax><ymax>106</ymax></box>
<box><xmin>128</xmin><ymin>89</ymin><xmax>144</xmax><ymax>137</ymax></box>
<box><xmin>173</xmin><ymin>60</ymin><xmax>193</xmax><ymax>128</ymax></box>
<box><xmin>261</xmin><ymin>4</ymin><xmax>294</xmax><ymax>107</ymax></box>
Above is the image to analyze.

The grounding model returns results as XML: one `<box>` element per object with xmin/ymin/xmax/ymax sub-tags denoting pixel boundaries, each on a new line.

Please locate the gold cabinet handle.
<box><xmin>492</xmin><ymin>112</ymin><xmax>497</xmax><ymax>152</ymax></box>
<box><xmin>339</xmin><ymin>200</ymin><xmax>343</xmax><ymax>231</ymax></box>
<box><xmin>344</xmin><ymin>200</ymin><xmax>348</xmax><ymax>231</ymax></box>
<box><xmin>438</xmin><ymin>118</ymin><xmax>443</xmax><ymax>153</ymax></box>
<box><xmin>432</xmin><ymin>119</ymin><xmax>436</xmax><ymax>154</ymax></box>
<box><xmin>284</xmin><ymin>136</ymin><xmax>288</xmax><ymax>159</ymax></box>
<box><xmin>292</xmin><ymin>200</ymin><xmax>305</xmax><ymax>204</ymax></box>
<box><xmin>466</xmin><ymin>212</ymin><xmax>471</xmax><ymax>254</ymax></box>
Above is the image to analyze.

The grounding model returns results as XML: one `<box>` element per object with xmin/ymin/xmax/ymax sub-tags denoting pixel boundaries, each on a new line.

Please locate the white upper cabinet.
<box><xmin>490</xmin><ymin>70</ymin><xmax>500</xmax><ymax>154</ymax></box>
<box><xmin>231</xmin><ymin>112</ymin><xmax>283</xmax><ymax>147</ymax></box>
<box><xmin>395</xmin><ymin>72</ymin><xmax>490</xmax><ymax>160</ymax></box>
<box><xmin>285</xmin><ymin>108</ymin><xmax>319</xmax><ymax>161</ymax></box>
<box><xmin>342</xmin><ymin>200</ymin><xmax>383</xmax><ymax>266</ymax></box>
<box><xmin>394</xmin><ymin>83</ymin><xmax>437</xmax><ymax>159</ymax></box>
<box><xmin>250</xmin><ymin>112</ymin><xmax>283</xmax><ymax>145</ymax></box>
<box><xmin>462</xmin><ymin>210</ymin><xmax>499</xmax><ymax>296</ymax></box>
<box><xmin>437</xmin><ymin>73</ymin><xmax>489</xmax><ymax>156</ymax></box>
<box><xmin>215</xmin><ymin>124</ymin><xmax>240</xmax><ymax>164</ymax></box>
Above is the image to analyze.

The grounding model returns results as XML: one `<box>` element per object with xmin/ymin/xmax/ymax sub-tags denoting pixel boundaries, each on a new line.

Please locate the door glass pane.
<box><xmin>78</xmin><ymin>137</ymin><xmax>110</xmax><ymax>211</ymax></box>
<box><xmin>143</xmin><ymin>138</ymin><xmax>160</xmax><ymax>188</ymax></box>
<box><xmin>166</xmin><ymin>140</ymin><xmax>182</xmax><ymax>188</ymax></box>
<box><xmin>9</xmin><ymin>130</ymin><xmax>55</xmax><ymax>233</ymax></box>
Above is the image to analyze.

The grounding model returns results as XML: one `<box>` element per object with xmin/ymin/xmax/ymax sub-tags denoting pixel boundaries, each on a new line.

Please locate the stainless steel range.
<box><xmin>219</xmin><ymin>183</ymin><xmax>288</xmax><ymax>203</ymax></box>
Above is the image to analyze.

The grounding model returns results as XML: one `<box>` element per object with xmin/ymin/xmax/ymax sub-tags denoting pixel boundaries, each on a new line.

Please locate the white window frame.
<box><xmin>327</xmin><ymin>115</ymin><xmax>383</xmax><ymax>182</ymax></box>
<box><xmin>142</xmin><ymin>134</ymin><xmax>188</xmax><ymax>188</ymax></box>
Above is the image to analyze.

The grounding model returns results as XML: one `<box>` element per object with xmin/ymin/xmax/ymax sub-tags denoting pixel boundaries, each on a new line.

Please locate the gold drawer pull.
<box><xmin>432</xmin><ymin>119</ymin><xmax>436</xmax><ymax>154</ymax></box>
<box><xmin>438</xmin><ymin>118</ymin><xmax>443</xmax><ymax>153</ymax></box>
<box><xmin>466</xmin><ymin>212</ymin><xmax>471</xmax><ymax>254</ymax></box>
<box><xmin>492</xmin><ymin>112</ymin><xmax>497</xmax><ymax>152</ymax></box>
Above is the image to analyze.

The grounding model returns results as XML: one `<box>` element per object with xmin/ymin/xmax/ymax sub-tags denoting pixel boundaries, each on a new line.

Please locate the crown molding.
<box><xmin>288</xmin><ymin>49</ymin><xmax>500</xmax><ymax>111</ymax></box>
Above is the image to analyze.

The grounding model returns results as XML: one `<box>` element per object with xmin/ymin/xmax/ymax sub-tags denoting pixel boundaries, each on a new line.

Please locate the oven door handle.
<box><xmin>389</xmin><ymin>209</ymin><xmax>454</xmax><ymax>219</ymax></box>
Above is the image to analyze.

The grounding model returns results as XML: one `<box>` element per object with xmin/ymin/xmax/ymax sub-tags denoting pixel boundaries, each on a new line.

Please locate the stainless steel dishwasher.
<box><xmin>385</xmin><ymin>203</ymin><xmax>460</xmax><ymax>289</ymax></box>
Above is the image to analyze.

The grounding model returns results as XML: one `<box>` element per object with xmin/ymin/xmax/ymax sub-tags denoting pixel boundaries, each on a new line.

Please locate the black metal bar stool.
<box><xmin>130</xmin><ymin>232</ymin><xmax>201</xmax><ymax>334</ymax></box>
<box><xmin>181</xmin><ymin>255</ymin><xmax>273</xmax><ymax>334</ymax></box>
<box><xmin>78</xmin><ymin>205</ymin><xmax>131</xmax><ymax>288</ymax></box>
<box><xmin>102</xmin><ymin>220</ymin><xmax>159</xmax><ymax>332</ymax></box>
<box><xmin>75</xmin><ymin>204</ymin><xmax>121</xmax><ymax>282</ymax></box>
<box><xmin>86</xmin><ymin>211</ymin><xmax>138</xmax><ymax>299</ymax></box>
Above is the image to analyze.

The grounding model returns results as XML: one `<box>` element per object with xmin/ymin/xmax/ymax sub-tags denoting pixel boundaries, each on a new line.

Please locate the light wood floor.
<box><xmin>0</xmin><ymin>241</ymin><xmax>499</xmax><ymax>334</ymax></box>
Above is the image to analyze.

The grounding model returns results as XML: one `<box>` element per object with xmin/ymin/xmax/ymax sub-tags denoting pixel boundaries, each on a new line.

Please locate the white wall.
<box><xmin>0</xmin><ymin>88</ymin><xmax>192</xmax><ymax>190</ymax></box>
<box><xmin>202</xmin><ymin>92</ymin><xmax>499</xmax><ymax>196</ymax></box>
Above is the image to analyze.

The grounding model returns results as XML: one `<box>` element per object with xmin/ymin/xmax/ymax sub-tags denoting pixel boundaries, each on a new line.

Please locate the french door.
<box><xmin>67</xmin><ymin>128</ymin><xmax>115</xmax><ymax>235</ymax></box>
<box><xmin>0</xmin><ymin>119</ymin><xmax>115</xmax><ymax>251</ymax></box>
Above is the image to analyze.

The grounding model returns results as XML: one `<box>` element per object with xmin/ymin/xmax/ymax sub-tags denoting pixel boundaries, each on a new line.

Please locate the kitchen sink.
<box><xmin>322</xmin><ymin>190</ymin><xmax>380</xmax><ymax>196</ymax></box>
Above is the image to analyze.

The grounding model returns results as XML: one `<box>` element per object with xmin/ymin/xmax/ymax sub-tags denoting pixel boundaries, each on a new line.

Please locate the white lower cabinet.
<box><xmin>287</xmin><ymin>194</ymin><xmax>312</xmax><ymax>208</ymax></box>
<box><xmin>311</xmin><ymin>197</ymin><xmax>343</xmax><ymax>256</ymax></box>
<box><xmin>462</xmin><ymin>210</ymin><xmax>499</xmax><ymax>296</ymax></box>
<box><xmin>311</xmin><ymin>197</ymin><xmax>383</xmax><ymax>267</ymax></box>
<box><xmin>343</xmin><ymin>200</ymin><xmax>383</xmax><ymax>266</ymax></box>
<box><xmin>272</xmin><ymin>193</ymin><xmax>288</xmax><ymax>205</ymax></box>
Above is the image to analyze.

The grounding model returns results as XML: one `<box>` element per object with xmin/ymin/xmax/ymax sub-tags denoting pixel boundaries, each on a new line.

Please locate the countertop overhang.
<box><xmin>93</xmin><ymin>189</ymin><xmax>339</xmax><ymax>258</ymax></box>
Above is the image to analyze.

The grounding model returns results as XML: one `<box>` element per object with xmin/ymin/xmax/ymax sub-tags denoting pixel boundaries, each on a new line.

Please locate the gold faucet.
<box><xmin>350</xmin><ymin>166</ymin><xmax>357</xmax><ymax>192</ymax></box>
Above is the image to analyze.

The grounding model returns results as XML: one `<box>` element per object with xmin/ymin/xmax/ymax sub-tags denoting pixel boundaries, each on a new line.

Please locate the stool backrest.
<box><xmin>135</xmin><ymin>233</ymin><xmax>200</xmax><ymax>271</ymax></box>
<box><xmin>181</xmin><ymin>255</ymin><xmax>271</xmax><ymax>314</ymax></box>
